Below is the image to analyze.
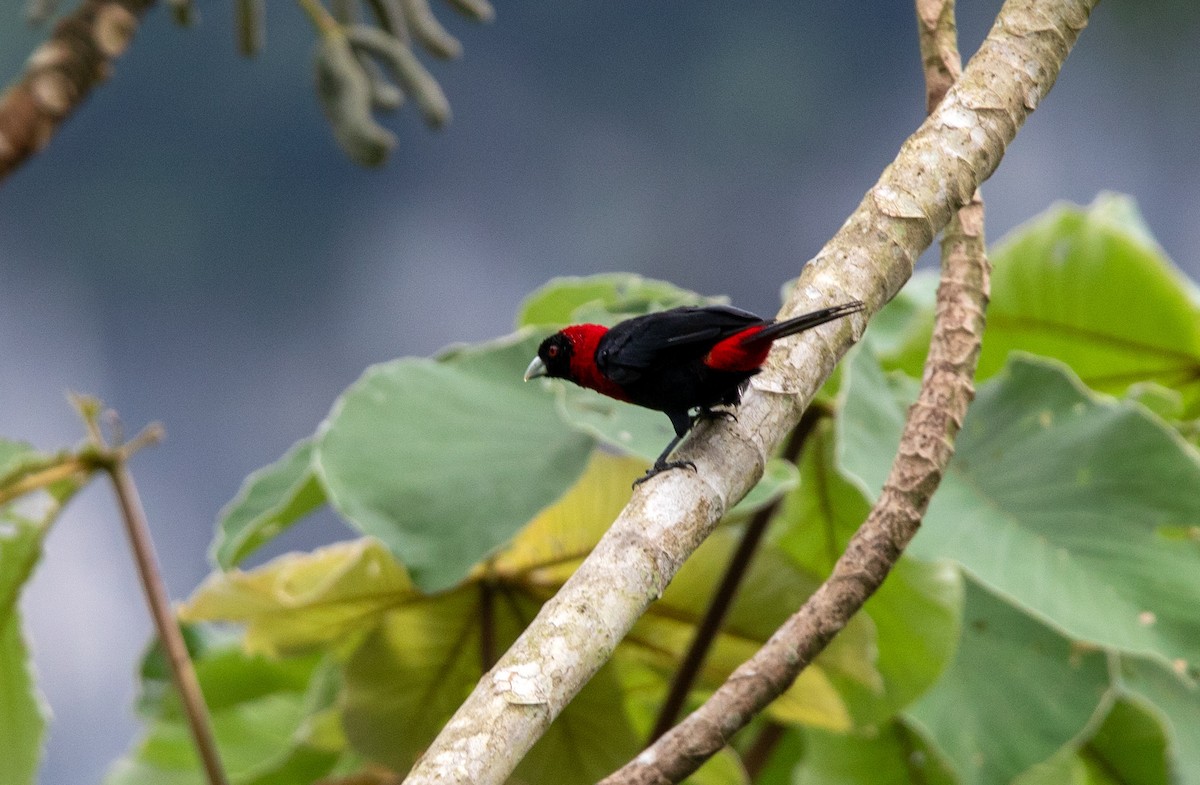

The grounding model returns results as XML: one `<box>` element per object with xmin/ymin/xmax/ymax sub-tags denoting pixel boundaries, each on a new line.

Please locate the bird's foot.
<box><xmin>632</xmin><ymin>460</ymin><xmax>697</xmax><ymax>487</ymax></box>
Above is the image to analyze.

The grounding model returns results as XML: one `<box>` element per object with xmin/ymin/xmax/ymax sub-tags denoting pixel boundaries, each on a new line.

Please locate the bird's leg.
<box><xmin>633</xmin><ymin>412</ymin><xmax>698</xmax><ymax>486</ymax></box>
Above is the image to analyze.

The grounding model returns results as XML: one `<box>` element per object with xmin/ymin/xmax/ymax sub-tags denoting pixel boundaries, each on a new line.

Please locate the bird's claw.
<box><xmin>632</xmin><ymin>460</ymin><xmax>697</xmax><ymax>487</ymax></box>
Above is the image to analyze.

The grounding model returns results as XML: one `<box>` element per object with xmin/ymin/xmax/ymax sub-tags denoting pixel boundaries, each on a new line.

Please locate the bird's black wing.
<box><xmin>595</xmin><ymin>305</ymin><xmax>766</xmax><ymax>385</ymax></box>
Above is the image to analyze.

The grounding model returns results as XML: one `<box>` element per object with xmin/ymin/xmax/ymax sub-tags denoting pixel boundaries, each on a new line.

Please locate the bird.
<box><xmin>524</xmin><ymin>300</ymin><xmax>864</xmax><ymax>484</ymax></box>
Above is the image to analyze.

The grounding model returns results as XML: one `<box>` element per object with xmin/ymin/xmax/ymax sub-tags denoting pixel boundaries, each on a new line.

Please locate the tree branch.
<box><xmin>401</xmin><ymin>2</ymin><xmax>1092</xmax><ymax>783</ymax></box>
<box><xmin>0</xmin><ymin>0</ymin><xmax>155</xmax><ymax>182</ymax></box>
<box><xmin>597</xmin><ymin>2</ymin><xmax>991</xmax><ymax>782</ymax></box>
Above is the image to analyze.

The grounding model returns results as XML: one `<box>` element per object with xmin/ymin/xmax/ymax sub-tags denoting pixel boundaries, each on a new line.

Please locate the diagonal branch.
<box><xmin>599</xmin><ymin>2</ymin><xmax>991</xmax><ymax>781</ymax></box>
<box><xmin>401</xmin><ymin>2</ymin><xmax>1094</xmax><ymax>783</ymax></box>
<box><xmin>0</xmin><ymin>0</ymin><xmax>155</xmax><ymax>182</ymax></box>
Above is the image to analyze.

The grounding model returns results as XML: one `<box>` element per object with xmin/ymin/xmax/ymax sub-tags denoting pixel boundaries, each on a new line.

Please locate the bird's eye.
<box><xmin>547</xmin><ymin>345</ymin><xmax>560</xmax><ymax>358</ymax></box>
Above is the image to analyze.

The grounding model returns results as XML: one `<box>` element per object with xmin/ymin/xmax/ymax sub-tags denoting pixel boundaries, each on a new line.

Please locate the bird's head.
<box><xmin>523</xmin><ymin>324</ymin><xmax>608</xmax><ymax>384</ymax></box>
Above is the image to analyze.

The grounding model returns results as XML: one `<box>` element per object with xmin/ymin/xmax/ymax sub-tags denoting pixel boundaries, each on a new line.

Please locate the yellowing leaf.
<box><xmin>493</xmin><ymin>451</ymin><xmax>647</xmax><ymax>585</ymax></box>
<box><xmin>181</xmin><ymin>539</ymin><xmax>419</xmax><ymax>655</ymax></box>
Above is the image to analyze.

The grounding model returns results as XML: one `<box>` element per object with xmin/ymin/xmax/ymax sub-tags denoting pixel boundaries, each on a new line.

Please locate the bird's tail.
<box><xmin>750</xmin><ymin>300</ymin><xmax>865</xmax><ymax>343</ymax></box>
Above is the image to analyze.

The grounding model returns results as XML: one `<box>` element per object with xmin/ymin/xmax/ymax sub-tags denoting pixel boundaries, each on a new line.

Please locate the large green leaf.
<box><xmin>211</xmin><ymin>438</ymin><xmax>326</xmax><ymax>569</ymax></box>
<box><xmin>840</xmin><ymin>348</ymin><xmax>1200</xmax><ymax>666</ymax></box>
<box><xmin>772</xmin><ymin>421</ymin><xmax>964</xmax><ymax>724</ymax></box>
<box><xmin>888</xmin><ymin>195</ymin><xmax>1200</xmax><ymax>412</ymax></box>
<box><xmin>104</xmin><ymin>633</ymin><xmax>341</xmax><ymax>785</ymax></box>
<box><xmin>314</xmin><ymin>331</ymin><xmax>596</xmax><ymax>592</ymax></box>
<box><xmin>0</xmin><ymin>612</ymin><xmax>46</xmax><ymax>785</ymax></box>
<box><xmin>341</xmin><ymin>590</ymin><xmax>642</xmax><ymax>784</ymax></box>
<box><xmin>907</xmin><ymin>580</ymin><xmax>1111</xmax><ymax>785</ymax></box>
<box><xmin>182</xmin><ymin>539</ymin><xmax>421</xmax><ymax>656</ymax></box>
<box><xmin>792</xmin><ymin>721</ymin><xmax>958</xmax><ymax>785</ymax></box>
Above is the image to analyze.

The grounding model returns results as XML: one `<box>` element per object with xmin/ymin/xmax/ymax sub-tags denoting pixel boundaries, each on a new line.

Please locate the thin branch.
<box><xmin>597</xmin><ymin>2</ymin><xmax>991</xmax><ymax>782</ymax></box>
<box><xmin>0</xmin><ymin>0</ymin><xmax>155</xmax><ymax>182</ymax></box>
<box><xmin>401</xmin><ymin>2</ymin><xmax>1092</xmax><ymax>783</ymax></box>
<box><xmin>78</xmin><ymin>411</ymin><xmax>230</xmax><ymax>785</ymax></box>
<box><xmin>647</xmin><ymin>408</ymin><xmax>821</xmax><ymax>743</ymax></box>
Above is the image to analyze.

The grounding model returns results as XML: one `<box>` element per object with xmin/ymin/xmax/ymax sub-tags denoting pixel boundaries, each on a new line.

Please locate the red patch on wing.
<box><xmin>704</xmin><ymin>325</ymin><xmax>771</xmax><ymax>372</ymax></box>
<box><xmin>562</xmin><ymin>324</ymin><xmax>633</xmax><ymax>402</ymax></box>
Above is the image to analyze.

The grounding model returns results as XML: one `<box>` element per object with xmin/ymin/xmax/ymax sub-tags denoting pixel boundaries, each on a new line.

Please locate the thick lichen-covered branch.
<box><xmin>400</xmin><ymin>2</ymin><xmax>1093</xmax><ymax>783</ymax></box>
<box><xmin>0</xmin><ymin>0</ymin><xmax>154</xmax><ymax>182</ymax></box>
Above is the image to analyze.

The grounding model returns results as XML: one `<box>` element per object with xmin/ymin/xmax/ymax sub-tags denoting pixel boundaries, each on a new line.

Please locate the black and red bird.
<box><xmin>524</xmin><ymin>300</ymin><xmax>864</xmax><ymax>483</ymax></box>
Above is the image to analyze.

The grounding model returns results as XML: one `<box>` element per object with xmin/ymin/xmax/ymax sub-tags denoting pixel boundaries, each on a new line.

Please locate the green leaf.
<box><xmin>772</xmin><ymin>421</ymin><xmax>964</xmax><ymax>724</ymax></box>
<box><xmin>182</xmin><ymin>539</ymin><xmax>421</xmax><ymax>656</ymax></box>
<box><xmin>893</xmin><ymin>195</ymin><xmax>1200</xmax><ymax>411</ymax></box>
<box><xmin>794</xmin><ymin>720</ymin><xmax>958</xmax><ymax>785</ymax></box>
<box><xmin>104</xmin><ymin>634</ymin><xmax>340</xmax><ymax>785</ymax></box>
<box><xmin>553</xmin><ymin>382</ymin><xmax>679</xmax><ymax>463</ymax></box>
<box><xmin>1118</xmin><ymin>658</ymin><xmax>1200</xmax><ymax>784</ymax></box>
<box><xmin>840</xmin><ymin>348</ymin><xmax>1200</xmax><ymax>666</ymax></box>
<box><xmin>0</xmin><ymin>439</ymin><xmax>35</xmax><ymax>481</ymax></box>
<box><xmin>0</xmin><ymin>513</ymin><xmax>45</xmax><ymax>627</ymax></box>
<box><xmin>745</xmin><ymin>726</ymin><xmax>805</xmax><ymax>785</ymax></box>
<box><xmin>1081</xmin><ymin>696</ymin><xmax>1171</xmax><ymax>785</ymax></box>
<box><xmin>726</xmin><ymin>459</ymin><xmax>800</xmax><ymax>521</ymax></box>
<box><xmin>339</xmin><ymin>589</ymin><xmax>489</xmax><ymax>772</ymax></box>
<box><xmin>684</xmin><ymin>748</ymin><xmax>751</xmax><ymax>785</ymax></box>
<box><xmin>0</xmin><ymin>612</ymin><xmax>46</xmax><ymax>785</ymax></box>
<box><xmin>341</xmin><ymin>590</ymin><xmax>641</xmax><ymax>784</ymax></box>
<box><xmin>211</xmin><ymin>438</ymin><xmax>326</xmax><ymax>569</ymax></box>
<box><xmin>864</xmin><ymin>270</ymin><xmax>938</xmax><ymax>360</ymax></box>
<box><xmin>907</xmin><ymin>580</ymin><xmax>1111</xmax><ymax>785</ymax></box>
<box><xmin>517</xmin><ymin>273</ymin><xmax>717</xmax><ymax>327</ymax></box>
<box><xmin>314</xmin><ymin>331</ymin><xmax>595</xmax><ymax>592</ymax></box>
<box><xmin>1010</xmin><ymin>694</ymin><xmax>1172</xmax><ymax>785</ymax></box>
<box><xmin>622</xmin><ymin>525</ymin><xmax>880</xmax><ymax>732</ymax></box>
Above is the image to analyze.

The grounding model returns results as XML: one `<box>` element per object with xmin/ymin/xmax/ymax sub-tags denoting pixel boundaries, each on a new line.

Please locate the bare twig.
<box><xmin>75</xmin><ymin>407</ymin><xmax>230</xmax><ymax>785</ymax></box>
<box><xmin>647</xmin><ymin>408</ymin><xmax>821</xmax><ymax>742</ymax></box>
<box><xmin>0</xmin><ymin>0</ymin><xmax>155</xmax><ymax>182</ymax></box>
<box><xmin>597</xmin><ymin>2</ymin><xmax>991</xmax><ymax>782</ymax></box>
<box><xmin>401</xmin><ymin>2</ymin><xmax>1091</xmax><ymax>782</ymax></box>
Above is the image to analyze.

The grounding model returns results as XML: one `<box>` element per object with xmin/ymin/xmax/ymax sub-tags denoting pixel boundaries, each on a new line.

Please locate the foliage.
<box><xmin>6</xmin><ymin>195</ymin><xmax>1200</xmax><ymax>784</ymax></box>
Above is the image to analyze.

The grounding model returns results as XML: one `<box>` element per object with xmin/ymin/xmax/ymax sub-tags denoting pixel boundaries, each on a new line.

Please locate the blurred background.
<box><xmin>2</xmin><ymin>0</ymin><xmax>1198</xmax><ymax>780</ymax></box>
